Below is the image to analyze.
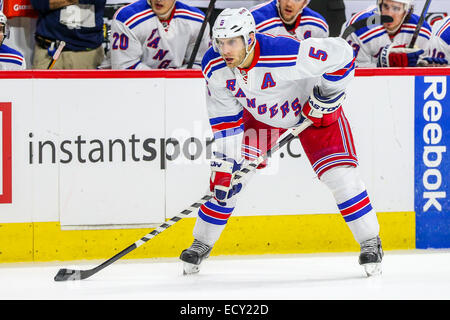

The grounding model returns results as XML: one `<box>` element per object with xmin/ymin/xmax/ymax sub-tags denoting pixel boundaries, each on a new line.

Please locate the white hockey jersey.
<box><xmin>202</xmin><ymin>33</ymin><xmax>355</xmax><ymax>160</ymax></box>
<box><xmin>250</xmin><ymin>0</ymin><xmax>329</xmax><ymax>39</ymax></box>
<box><xmin>0</xmin><ymin>44</ymin><xmax>26</xmax><ymax>70</ymax></box>
<box><xmin>111</xmin><ymin>0</ymin><xmax>210</xmax><ymax>69</ymax></box>
<box><xmin>341</xmin><ymin>5</ymin><xmax>432</xmax><ymax>67</ymax></box>
<box><xmin>427</xmin><ymin>16</ymin><xmax>450</xmax><ymax>60</ymax></box>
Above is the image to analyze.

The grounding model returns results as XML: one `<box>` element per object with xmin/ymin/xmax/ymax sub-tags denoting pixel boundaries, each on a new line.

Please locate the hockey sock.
<box><xmin>320</xmin><ymin>166</ymin><xmax>380</xmax><ymax>243</ymax></box>
<box><xmin>193</xmin><ymin>197</ymin><xmax>237</xmax><ymax>246</ymax></box>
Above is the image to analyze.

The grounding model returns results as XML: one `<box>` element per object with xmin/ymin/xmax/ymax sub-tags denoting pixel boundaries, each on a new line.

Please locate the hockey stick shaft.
<box><xmin>187</xmin><ymin>0</ymin><xmax>216</xmax><ymax>69</ymax></box>
<box><xmin>54</xmin><ymin>117</ymin><xmax>312</xmax><ymax>281</ymax></box>
<box><xmin>408</xmin><ymin>0</ymin><xmax>432</xmax><ymax>48</ymax></box>
<box><xmin>47</xmin><ymin>41</ymin><xmax>66</xmax><ymax>70</ymax></box>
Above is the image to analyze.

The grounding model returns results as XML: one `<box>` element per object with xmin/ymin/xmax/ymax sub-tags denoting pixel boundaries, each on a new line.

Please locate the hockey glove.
<box><xmin>301</xmin><ymin>86</ymin><xmax>345</xmax><ymax>127</ymax></box>
<box><xmin>210</xmin><ymin>153</ymin><xmax>242</xmax><ymax>203</ymax></box>
<box><xmin>377</xmin><ymin>44</ymin><xmax>424</xmax><ymax>67</ymax></box>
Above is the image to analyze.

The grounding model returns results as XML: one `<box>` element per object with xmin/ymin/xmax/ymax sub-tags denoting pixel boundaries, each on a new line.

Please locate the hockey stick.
<box><xmin>341</xmin><ymin>14</ymin><xmax>393</xmax><ymax>39</ymax></box>
<box><xmin>47</xmin><ymin>41</ymin><xmax>66</xmax><ymax>70</ymax></box>
<box><xmin>408</xmin><ymin>0</ymin><xmax>432</xmax><ymax>48</ymax></box>
<box><xmin>186</xmin><ymin>0</ymin><xmax>216</xmax><ymax>69</ymax></box>
<box><xmin>54</xmin><ymin>117</ymin><xmax>313</xmax><ymax>281</ymax></box>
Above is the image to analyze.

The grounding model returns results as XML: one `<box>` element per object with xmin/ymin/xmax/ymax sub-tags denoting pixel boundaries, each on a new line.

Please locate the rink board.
<box><xmin>0</xmin><ymin>68</ymin><xmax>448</xmax><ymax>262</ymax></box>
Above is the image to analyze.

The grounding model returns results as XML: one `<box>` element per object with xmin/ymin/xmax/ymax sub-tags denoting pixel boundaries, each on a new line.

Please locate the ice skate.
<box><xmin>359</xmin><ymin>235</ymin><xmax>383</xmax><ymax>276</ymax></box>
<box><xmin>179</xmin><ymin>239</ymin><xmax>212</xmax><ymax>275</ymax></box>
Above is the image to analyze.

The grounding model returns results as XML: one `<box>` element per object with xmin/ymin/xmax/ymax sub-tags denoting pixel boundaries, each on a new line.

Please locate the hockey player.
<box><xmin>0</xmin><ymin>12</ymin><xmax>26</xmax><ymax>70</ymax></box>
<box><xmin>341</xmin><ymin>0</ymin><xmax>437</xmax><ymax>67</ymax></box>
<box><xmin>250</xmin><ymin>0</ymin><xmax>329</xmax><ymax>39</ymax></box>
<box><xmin>425</xmin><ymin>16</ymin><xmax>450</xmax><ymax>64</ymax></box>
<box><xmin>180</xmin><ymin>8</ymin><xmax>383</xmax><ymax>277</ymax></box>
<box><xmin>110</xmin><ymin>0</ymin><xmax>210</xmax><ymax>69</ymax></box>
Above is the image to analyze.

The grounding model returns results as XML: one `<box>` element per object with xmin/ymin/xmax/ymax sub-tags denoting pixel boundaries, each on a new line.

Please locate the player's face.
<box><xmin>278</xmin><ymin>0</ymin><xmax>308</xmax><ymax>22</ymax></box>
<box><xmin>0</xmin><ymin>25</ymin><xmax>4</xmax><ymax>45</ymax></box>
<box><xmin>215</xmin><ymin>36</ymin><xmax>247</xmax><ymax>68</ymax></box>
<box><xmin>380</xmin><ymin>0</ymin><xmax>407</xmax><ymax>32</ymax></box>
<box><xmin>150</xmin><ymin>0</ymin><xmax>176</xmax><ymax>17</ymax></box>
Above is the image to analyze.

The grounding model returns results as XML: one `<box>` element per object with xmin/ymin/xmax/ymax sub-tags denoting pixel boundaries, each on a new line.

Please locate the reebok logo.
<box><xmin>421</xmin><ymin>76</ymin><xmax>447</xmax><ymax>212</ymax></box>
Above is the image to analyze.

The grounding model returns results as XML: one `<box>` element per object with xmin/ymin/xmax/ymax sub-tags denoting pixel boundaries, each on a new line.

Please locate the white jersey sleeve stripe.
<box><xmin>125</xmin><ymin>10</ymin><xmax>154</xmax><ymax>29</ymax></box>
<box><xmin>347</xmin><ymin>5</ymin><xmax>377</xmax><ymax>26</ymax></box>
<box><xmin>173</xmin><ymin>9</ymin><xmax>204</xmax><ymax>23</ymax></box>
<box><xmin>402</xmin><ymin>24</ymin><xmax>432</xmax><ymax>37</ymax></box>
<box><xmin>437</xmin><ymin>20</ymin><xmax>450</xmax><ymax>38</ymax></box>
<box><xmin>300</xmin><ymin>17</ymin><xmax>329</xmax><ymax>31</ymax></box>
<box><xmin>256</xmin><ymin>18</ymin><xmax>283</xmax><ymax>32</ymax></box>
<box><xmin>359</xmin><ymin>26</ymin><xmax>385</xmax><ymax>41</ymax></box>
<box><xmin>203</xmin><ymin>57</ymin><xmax>226</xmax><ymax>79</ymax></box>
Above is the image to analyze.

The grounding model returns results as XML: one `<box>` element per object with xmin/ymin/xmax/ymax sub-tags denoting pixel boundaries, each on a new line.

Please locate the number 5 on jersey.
<box><xmin>309</xmin><ymin>47</ymin><xmax>328</xmax><ymax>61</ymax></box>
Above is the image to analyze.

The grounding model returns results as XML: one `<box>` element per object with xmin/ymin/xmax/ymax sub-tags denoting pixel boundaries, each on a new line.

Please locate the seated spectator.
<box><xmin>341</xmin><ymin>0</ymin><xmax>443</xmax><ymax>68</ymax></box>
<box><xmin>250</xmin><ymin>0</ymin><xmax>329</xmax><ymax>39</ymax></box>
<box><xmin>30</xmin><ymin>0</ymin><xmax>106</xmax><ymax>69</ymax></box>
<box><xmin>110</xmin><ymin>0</ymin><xmax>210</xmax><ymax>69</ymax></box>
<box><xmin>0</xmin><ymin>11</ymin><xmax>26</xmax><ymax>70</ymax></box>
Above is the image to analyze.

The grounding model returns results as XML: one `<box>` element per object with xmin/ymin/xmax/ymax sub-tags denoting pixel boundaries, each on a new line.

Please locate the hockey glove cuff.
<box><xmin>210</xmin><ymin>153</ymin><xmax>242</xmax><ymax>203</ymax></box>
<box><xmin>301</xmin><ymin>86</ymin><xmax>345</xmax><ymax>127</ymax></box>
<box><xmin>378</xmin><ymin>44</ymin><xmax>424</xmax><ymax>67</ymax></box>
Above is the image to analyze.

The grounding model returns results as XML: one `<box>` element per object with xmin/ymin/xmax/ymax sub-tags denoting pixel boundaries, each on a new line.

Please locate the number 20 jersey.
<box><xmin>110</xmin><ymin>0</ymin><xmax>210</xmax><ymax>69</ymax></box>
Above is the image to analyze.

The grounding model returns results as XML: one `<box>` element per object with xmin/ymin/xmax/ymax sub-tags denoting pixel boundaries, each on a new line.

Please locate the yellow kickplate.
<box><xmin>0</xmin><ymin>223</ymin><xmax>33</xmax><ymax>262</ymax></box>
<box><xmin>0</xmin><ymin>212</ymin><xmax>414</xmax><ymax>263</ymax></box>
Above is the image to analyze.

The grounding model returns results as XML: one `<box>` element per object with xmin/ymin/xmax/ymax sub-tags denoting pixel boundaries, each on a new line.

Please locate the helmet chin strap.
<box><xmin>0</xmin><ymin>24</ymin><xmax>7</xmax><ymax>46</ymax></box>
<box><xmin>386</xmin><ymin>10</ymin><xmax>409</xmax><ymax>35</ymax></box>
<box><xmin>238</xmin><ymin>37</ymin><xmax>256</xmax><ymax>68</ymax></box>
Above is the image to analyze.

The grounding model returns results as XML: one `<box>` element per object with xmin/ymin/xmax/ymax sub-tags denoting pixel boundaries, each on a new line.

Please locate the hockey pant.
<box><xmin>193</xmin><ymin>110</ymin><xmax>380</xmax><ymax>246</ymax></box>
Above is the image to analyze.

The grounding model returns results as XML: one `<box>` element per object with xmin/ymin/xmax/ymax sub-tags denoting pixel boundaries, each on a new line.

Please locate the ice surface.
<box><xmin>0</xmin><ymin>250</ymin><xmax>449</xmax><ymax>300</ymax></box>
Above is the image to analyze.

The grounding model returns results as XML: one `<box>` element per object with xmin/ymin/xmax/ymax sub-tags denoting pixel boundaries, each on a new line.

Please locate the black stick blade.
<box><xmin>341</xmin><ymin>15</ymin><xmax>393</xmax><ymax>39</ymax></box>
<box><xmin>54</xmin><ymin>268</ymin><xmax>82</xmax><ymax>281</ymax></box>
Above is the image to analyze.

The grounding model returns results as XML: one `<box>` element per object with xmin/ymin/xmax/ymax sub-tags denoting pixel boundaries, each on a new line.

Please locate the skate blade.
<box><xmin>183</xmin><ymin>262</ymin><xmax>200</xmax><ymax>275</ymax></box>
<box><xmin>363</xmin><ymin>263</ymin><xmax>382</xmax><ymax>277</ymax></box>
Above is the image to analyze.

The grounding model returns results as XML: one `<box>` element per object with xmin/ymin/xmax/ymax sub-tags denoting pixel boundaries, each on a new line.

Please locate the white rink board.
<box><xmin>54</xmin><ymin>79</ymin><xmax>166</xmax><ymax>226</ymax></box>
<box><xmin>165</xmin><ymin>76</ymin><xmax>415</xmax><ymax>217</ymax></box>
<box><xmin>0</xmin><ymin>74</ymin><xmax>414</xmax><ymax>226</ymax></box>
<box><xmin>0</xmin><ymin>80</ymin><xmax>34</xmax><ymax>223</ymax></box>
